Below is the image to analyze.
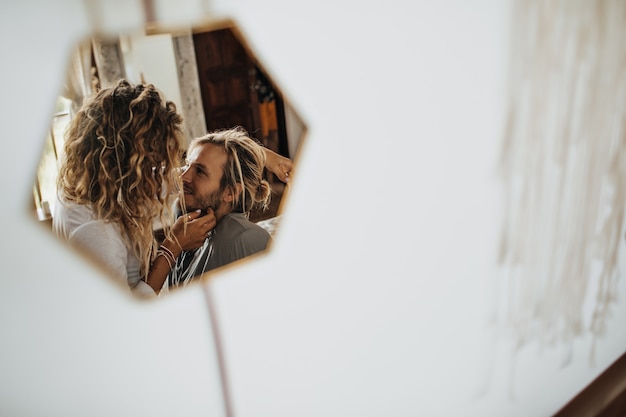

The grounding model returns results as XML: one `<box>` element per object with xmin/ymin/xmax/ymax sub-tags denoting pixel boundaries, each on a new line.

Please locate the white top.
<box><xmin>53</xmin><ymin>197</ymin><xmax>157</xmax><ymax>298</ymax></box>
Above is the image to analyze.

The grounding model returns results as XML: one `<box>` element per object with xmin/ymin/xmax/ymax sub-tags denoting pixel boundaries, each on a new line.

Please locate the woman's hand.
<box><xmin>146</xmin><ymin>209</ymin><xmax>216</xmax><ymax>295</ymax></box>
<box><xmin>170</xmin><ymin>209</ymin><xmax>216</xmax><ymax>252</ymax></box>
<box><xmin>265</xmin><ymin>148</ymin><xmax>293</xmax><ymax>183</ymax></box>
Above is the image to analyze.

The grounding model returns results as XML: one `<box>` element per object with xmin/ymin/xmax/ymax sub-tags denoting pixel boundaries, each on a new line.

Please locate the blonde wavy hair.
<box><xmin>57</xmin><ymin>79</ymin><xmax>184</xmax><ymax>277</ymax></box>
<box><xmin>188</xmin><ymin>127</ymin><xmax>271</xmax><ymax>215</ymax></box>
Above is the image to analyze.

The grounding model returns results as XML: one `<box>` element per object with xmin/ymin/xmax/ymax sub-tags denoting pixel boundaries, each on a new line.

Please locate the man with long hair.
<box><xmin>164</xmin><ymin>127</ymin><xmax>274</xmax><ymax>289</ymax></box>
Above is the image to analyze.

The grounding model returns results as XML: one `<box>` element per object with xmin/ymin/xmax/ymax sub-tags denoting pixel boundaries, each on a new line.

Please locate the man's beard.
<box><xmin>185</xmin><ymin>188</ymin><xmax>222</xmax><ymax>213</ymax></box>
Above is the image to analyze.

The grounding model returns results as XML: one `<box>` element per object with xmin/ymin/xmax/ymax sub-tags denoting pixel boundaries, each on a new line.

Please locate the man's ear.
<box><xmin>222</xmin><ymin>183</ymin><xmax>243</xmax><ymax>204</ymax></box>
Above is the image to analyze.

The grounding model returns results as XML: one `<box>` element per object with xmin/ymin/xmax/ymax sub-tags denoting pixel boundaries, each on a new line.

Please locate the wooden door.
<box><xmin>192</xmin><ymin>27</ymin><xmax>290</xmax><ymax>221</ymax></box>
<box><xmin>192</xmin><ymin>27</ymin><xmax>289</xmax><ymax>156</ymax></box>
<box><xmin>193</xmin><ymin>28</ymin><xmax>261</xmax><ymax>138</ymax></box>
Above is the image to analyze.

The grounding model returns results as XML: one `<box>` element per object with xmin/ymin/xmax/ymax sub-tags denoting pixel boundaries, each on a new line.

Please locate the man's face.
<box><xmin>181</xmin><ymin>143</ymin><xmax>228</xmax><ymax>212</ymax></box>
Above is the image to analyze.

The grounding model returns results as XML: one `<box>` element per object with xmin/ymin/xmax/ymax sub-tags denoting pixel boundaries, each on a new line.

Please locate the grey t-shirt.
<box><xmin>205</xmin><ymin>212</ymin><xmax>271</xmax><ymax>271</ymax></box>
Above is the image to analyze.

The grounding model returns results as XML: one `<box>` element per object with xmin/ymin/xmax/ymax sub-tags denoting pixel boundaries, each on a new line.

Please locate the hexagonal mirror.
<box><xmin>32</xmin><ymin>19</ymin><xmax>307</xmax><ymax>299</ymax></box>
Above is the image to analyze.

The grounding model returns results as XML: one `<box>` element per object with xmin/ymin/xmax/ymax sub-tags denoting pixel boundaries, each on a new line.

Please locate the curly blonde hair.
<box><xmin>188</xmin><ymin>127</ymin><xmax>271</xmax><ymax>215</ymax></box>
<box><xmin>57</xmin><ymin>79</ymin><xmax>184</xmax><ymax>277</ymax></box>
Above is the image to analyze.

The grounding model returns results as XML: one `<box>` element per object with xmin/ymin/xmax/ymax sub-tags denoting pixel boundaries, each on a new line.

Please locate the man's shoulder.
<box><xmin>206</xmin><ymin>213</ymin><xmax>271</xmax><ymax>270</ymax></box>
<box><xmin>218</xmin><ymin>213</ymin><xmax>270</xmax><ymax>238</ymax></box>
<box><xmin>214</xmin><ymin>213</ymin><xmax>270</xmax><ymax>254</ymax></box>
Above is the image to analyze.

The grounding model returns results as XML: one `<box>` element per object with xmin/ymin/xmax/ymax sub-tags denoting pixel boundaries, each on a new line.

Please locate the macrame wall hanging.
<box><xmin>497</xmin><ymin>0</ymin><xmax>626</xmax><ymax>362</ymax></box>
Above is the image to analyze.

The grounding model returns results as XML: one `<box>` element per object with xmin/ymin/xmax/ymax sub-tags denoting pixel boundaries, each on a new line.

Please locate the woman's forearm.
<box><xmin>145</xmin><ymin>239</ymin><xmax>182</xmax><ymax>294</ymax></box>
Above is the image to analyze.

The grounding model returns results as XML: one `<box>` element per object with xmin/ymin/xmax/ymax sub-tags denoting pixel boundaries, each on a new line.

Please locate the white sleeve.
<box><xmin>132</xmin><ymin>280</ymin><xmax>159</xmax><ymax>298</ymax></box>
<box><xmin>65</xmin><ymin>218</ymin><xmax>158</xmax><ymax>298</ymax></box>
<box><xmin>68</xmin><ymin>221</ymin><xmax>130</xmax><ymax>289</ymax></box>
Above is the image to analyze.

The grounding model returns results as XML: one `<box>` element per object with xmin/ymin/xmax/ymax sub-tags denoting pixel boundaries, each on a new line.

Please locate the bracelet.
<box><xmin>156</xmin><ymin>250</ymin><xmax>174</xmax><ymax>269</ymax></box>
<box><xmin>156</xmin><ymin>244</ymin><xmax>176</xmax><ymax>269</ymax></box>
<box><xmin>159</xmin><ymin>244</ymin><xmax>176</xmax><ymax>262</ymax></box>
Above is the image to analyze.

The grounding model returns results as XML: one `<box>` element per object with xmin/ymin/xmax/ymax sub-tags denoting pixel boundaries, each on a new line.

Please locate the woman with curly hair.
<box><xmin>53</xmin><ymin>79</ymin><xmax>215</xmax><ymax>297</ymax></box>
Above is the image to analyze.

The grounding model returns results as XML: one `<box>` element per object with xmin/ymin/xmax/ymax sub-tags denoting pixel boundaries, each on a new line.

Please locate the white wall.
<box><xmin>121</xmin><ymin>32</ymin><xmax>184</xmax><ymax>112</ymax></box>
<box><xmin>283</xmin><ymin>101</ymin><xmax>305</xmax><ymax>158</ymax></box>
<box><xmin>1</xmin><ymin>1</ymin><xmax>625</xmax><ymax>416</ymax></box>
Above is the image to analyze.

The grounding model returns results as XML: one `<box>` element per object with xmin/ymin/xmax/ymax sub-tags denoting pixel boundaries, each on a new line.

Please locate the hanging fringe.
<box><xmin>497</xmin><ymin>0</ymin><xmax>626</xmax><ymax>358</ymax></box>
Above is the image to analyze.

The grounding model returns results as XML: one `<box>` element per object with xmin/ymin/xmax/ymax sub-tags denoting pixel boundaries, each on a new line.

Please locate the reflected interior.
<box><xmin>32</xmin><ymin>19</ymin><xmax>307</xmax><ymax>296</ymax></box>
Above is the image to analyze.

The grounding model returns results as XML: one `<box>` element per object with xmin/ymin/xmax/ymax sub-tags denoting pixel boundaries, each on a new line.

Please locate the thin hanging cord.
<box><xmin>142</xmin><ymin>0</ymin><xmax>156</xmax><ymax>25</ymax></box>
<box><xmin>202</xmin><ymin>283</ymin><xmax>235</xmax><ymax>417</ymax></box>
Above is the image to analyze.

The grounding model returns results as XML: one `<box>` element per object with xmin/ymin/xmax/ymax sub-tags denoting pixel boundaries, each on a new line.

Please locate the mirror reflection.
<box><xmin>32</xmin><ymin>20</ymin><xmax>306</xmax><ymax>298</ymax></box>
